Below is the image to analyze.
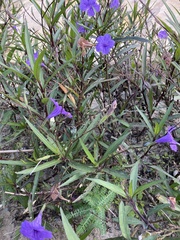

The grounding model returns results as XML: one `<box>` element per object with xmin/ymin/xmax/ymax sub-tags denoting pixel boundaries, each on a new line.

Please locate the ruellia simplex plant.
<box><xmin>0</xmin><ymin>0</ymin><xmax>180</xmax><ymax>239</ymax></box>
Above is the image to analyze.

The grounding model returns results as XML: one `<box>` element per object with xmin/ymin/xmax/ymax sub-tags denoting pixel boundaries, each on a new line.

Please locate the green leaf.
<box><xmin>84</xmin><ymin>78</ymin><xmax>117</xmax><ymax>94</ymax></box>
<box><xmin>60</xmin><ymin>172</ymin><xmax>86</xmax><ymax>187</ymax></box>
<box><xmin>0</xmin><ymin>160</ymin><xmax>33</xmax><ymax>166</ymax></box>
<box><xmin>69</xmin><ymin>162</ymin><xmax>96</xmax><ymax>173</ymax></box>
<box><xmin>171</xmin><ymin>61</ymin><xmax>180</xmax><ymax>71</ymax></box>
<box><xmin>150</xmin><ymin>165</ymin><xmax>180</xmax><ymax>184</ymax></box>
<box><xmin>133</xmin><ymin>179</ymin><xmax>162</xmax><ymax>197</ymax></box>
<box><xmin>67</xmin><ymin>114</ymin><xmax>101</xmax><ymax>155</ymax></box>
<box><xmin>148</xmin><ymin>204</ymin><xmax>170</xmax><ymax>216</ymax></box>
<box><xmin>16</xmin><ymin>159</ymin><xmax>60</xmax><ymax>175</ymax></box>
<box><xmin>175</xmin><ymin>47</ymin><xmax>180</xmax><ymax>61</ymax></box>
<box><xmin>60</xmin><ymin>208</ymin><xmax>80</xmax><ymax>240</ymax></box>
<box><xmin>25</xmin><ymin>22</ymin><xmax>34</xmax><ymax>69</ymax></box>
<box><xmin>129</xmin><ymin>161</ymin><xmax>139</xmax><ymax>197</ymax></box>
<box><xmin>119</xmin><ymin>202</ymin><xmax>131</xmax><ymax>240</ymax></box>
<box><xmin>87</xmin><ymin>178</ymin><xmax>126</xmax><ymax>198</ymax></box>
<box><xmin>154</xmin><ymin>122</ymin><xmax>160</xmax><ymax>135</ymax></box>
<box><xmin>98</xmin><ymin>130</ymin><xmax>129</xmax><ymax>166</ymax></box>
<box><xmin>162</xmin><ymin>0</ymin><xmax>180</xmax><ymax>34</ymax></box>
<box><xmin>158</xmin><ymin>102</ymin><xmax>174</xmax><ymax>134</ymax></box>
<box><xmin>79</xmin><ymin>139</ymin><xmax>96</xmax><ymax>165</ymax></box>
<box><xmin>31</xmin><ymin>171</ymin><xmax>40</xmax><ymax>201</ymax></box>
<box><xmin>30</xmin><ymin>0</ymin><xmax>51</xmax><ymax>26</ymax></box>
<box><xmin>127</xmin><ymin>216</ymin><xmax>143</xmax><ymax>226</ymax></box>
<box><xmin>142</xmin><ymin>43</ymin><xmax>147</xmax><ymax>76</ymax></box>
<box><xmin>64</xmin><ymin>18</ymin><xmax>79</xmax><ymax>36</ymax></box>
<box><xmin>136</xmin><ymin>106</ymin><xmax>154</xmax><ymax>135</ymax></box>
<box><xmin>1</xmin><ymin>27</ymin><xmax>8</xmax><ymax>50</ymax></box>
<box><xmin>0</xmin><ymin>62</ymin><xmax>34</xmax><ymax>83</ymax></box>
<box><xmin>156</xmin><ymin>194</ymin><xmax>180</xmax><ymax>212</ymax></box>
<box><xmin>114</xmin><ymin>36</ymin><xmax>149</xmax><ymax>43</ymax></box>
<box><xmin>24</xmin><ymin>117</ymin><xmax>60</xmax><ymax>155</ymax></box>
<box><xmin>33</xmin><ymin>49</ymin><xmax>46</xmax><ymax>80</ymax></box>
<box><xmin>103</xmin><ymin>169</ymin><xmax>129</xmax><ymax>180</ymax></box>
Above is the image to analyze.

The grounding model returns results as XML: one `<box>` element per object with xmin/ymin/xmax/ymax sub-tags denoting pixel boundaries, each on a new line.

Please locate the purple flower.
<box><xmin>20</xmin><ymin>211</ymin><xmax>53</xmax><ymax>240</ymax></box>
<box><xmin>155</xmin><ymin>126</ymin><xmax>180</xmax><ymax>152</ymax></box>
<box><xmin>79</xmin><ymin>0</ymin><xmax>100</xmax><ymax>17</ymax></box>
<box><xmin>12</xmin><ymin>25</ymin><xmax>18</xmax><ymax>31</ymax></box>
<box><xmin>158</xmin><ymin>30</ymin><xmax>168</xmax><ymax>39</ymax></box>
<box><xmin>110</xmin><ymin>0</ymin><xmax>120</xmax><ymax>9</ymax></box>
<box><xmin>26</xmin><ymin>51</ymin><xmax>45</xmax><ymax>67</ymax></box>
<box><xmin>47</xmin><ymin>98</ymin><xmax>72</xmax><ymax>119</ymax></box>
<box><xmin>96</xmin><ymin>34</ymin><xmax>115</xmax><ymax>55</ymax></box>
<box><xmin>77</xmin><ymin>22</ymin><xmax>86</xmax><ymax>33</ymax></box>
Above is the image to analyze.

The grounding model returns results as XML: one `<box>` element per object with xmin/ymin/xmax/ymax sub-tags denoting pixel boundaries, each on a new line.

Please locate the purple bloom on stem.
<box><xmin>12</xmin><ymin>25</ymin><xmax>18</xmax><ymax>31</ymax></box>
<box><xmin>155</xmin><ymin>126</ymin><xmax>180</xmax><ymax>152</ymax></box>
<box><xmin>110</xmin><ymin>0</ymin><xmax>120</xmax><ymax>9</ymax></box>
<box><xmin>96</xmin><ymin>34</ymin><xmax>115</xmax><ymax>55</ymax></box>
<box><xmin>47</xmin><ymin>98</ymin><xmax>72</xmax><ymax>119</ymax></box>
<box><xmin>158</xmin><ymin>30</ymin><xmax>168</xmax><ymax>39</ymax></box>
<box><xmin>20</xmin><ymin>211</ymin><xmax>53</xmax><ymax>240</ymax></box>
<box><xmin>79</xmin><ymin>0</ymin><xmax>100</xmax><ymax>17</ymax></box>
<box><xmin>77</xmin><ymin>23</ymin><xmax>86</xmax><ymax>33</ymax></box>
<box><xmin>26</xmin><ymin>51</ymin><xmax>45</xmax><ymax>67</ymax></box>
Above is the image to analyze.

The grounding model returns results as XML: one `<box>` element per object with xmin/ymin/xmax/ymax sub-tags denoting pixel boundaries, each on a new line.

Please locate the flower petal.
<box><xmin>170</xmin><ymin>143</ymin><xmax>178</xmax><ymax>152</ymax></box>
<box><xmin>155</xmin><ymin>133</ymin><xmax>173</xmax><ymax>143</ymax></box>
<box><xmin>32</xmin><ymin>212</ymin><xmax>42</xmax><ymax>226</ymax></box>
<box><xmin>96</xmin><ymin>34</ymin><xmax>115</xmax><ymax>55</ymax></box>
<box><xmin>110</xmin><ymin>0</ymin><xmax>120</xmax><ymax>9</ymax></box>
<box><xmin>20</xmin><ymin>221</ymin><xmax>35</xmax><ymax>239</ymax></box>
<box><xmin>20</xmin><ymin>212</ymin><xmax>53</xmax><ymax>240</ymax></box>
<box><xmin>47</xmin><ymin>99</ymin><xmax>72</xmax><ymax>119</ymax></box>
<box><xmin>79</xmin><ymin>0</ymin><xmax>100</xmax><ymax>16</ymax></box>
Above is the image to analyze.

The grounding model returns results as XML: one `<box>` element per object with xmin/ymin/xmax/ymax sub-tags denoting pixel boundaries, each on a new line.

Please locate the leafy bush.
<box><xmin>0</xmin><ymin>0</ymin><xmax>180</xmax><ymax>239</ymax></box>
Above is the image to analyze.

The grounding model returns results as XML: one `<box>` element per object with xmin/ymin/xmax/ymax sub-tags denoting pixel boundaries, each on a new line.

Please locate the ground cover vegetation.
<box><xmin>0</xmin><ymin>0</ymin><xmax>180</xmax><ymax>239</ymax></box>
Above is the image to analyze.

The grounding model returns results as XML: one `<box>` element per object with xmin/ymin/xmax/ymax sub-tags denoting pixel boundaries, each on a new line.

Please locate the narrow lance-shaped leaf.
<box><xmin>79</xmin><ymin>138</ymin><xmax>96</xmax><ymax>165</ymax></box>
<box><xmin>158</xmin><ymin>102</ymin><xmax>173</xmax><ymax>134</ymax></box>
<box><xmin>16</xmin><ymin>159</ymin><xmax>61</xmax><ymax>175</ymax></box>
<box><xmin>133</xmin><ymin>179</ymin><xmax>162</xmax><ymax>197</ymax></box>
<box><xmin>24</xmin><ymin>117</ymin><xmax>60</xmax><ymax>155</ymax></box>
<box><xmin>136</xmin><ymin>106</ymin><xmax>154</xmax><ymax>135</ymax></box>
<box><xmin>60</xmin><ymin>208</ymin><xmax>80</xmax><ymax>240</ymax></box>
<box><xmin>87</xmin><ymin>178</ymin><xmax>126</xmax><ymax>198</ymax></box>
<box><xmin>98</xmin><ymin>130</ymin><xmax>129</xmax><ymax>166</ymax></box>
<box><xmin>119</xmin><ymin>201</ymin><xmax>131</xmax><ymax>240</ymax></box>
<box><xmin>129</xmin><ymin>160</ymin><xmax>139</xmax><ymax>197</ymax></box>
<box><xmin>25</xmin><ymin>22</ymin><xmax>34</xmax><ymax>69</ymax></box>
